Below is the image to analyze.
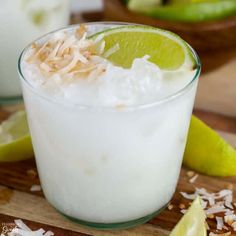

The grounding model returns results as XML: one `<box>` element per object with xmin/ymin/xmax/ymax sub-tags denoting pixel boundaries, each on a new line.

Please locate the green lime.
<box><xmin>138</xmin><ymin>0</ymin><xmax>236</xmax><ymax>22</ymax></box>
<box><xmin>0</xmin><ymin>111</ymin><xmax>34</xmax><ymax>162</ymax></box>
<box><xmin>91</xmin><ymin>26</ymin><xmax>197</xmax><ymax>70</ymax></box>
<box><xmin>184</xmin><ymin>115</ymin><xmax>236</xmax><ymax>176</ymax></box>
<box><xmin>170</xmin><ymin>196</ymin><xmax>207</xmax><ymax>236</ymax></box>
<box><xmin>168</xmin><ymin>0</ymin><xmax>218</xmax><ymax>4</ymax></box>
<box><xmin>128</xmin><ymin>0</ymin><xmax>162</xmax><ymax>11</ymax></box>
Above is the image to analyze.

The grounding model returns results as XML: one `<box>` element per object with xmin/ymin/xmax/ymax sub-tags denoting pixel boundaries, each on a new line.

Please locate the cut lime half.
<box><xmin>0</xmin><ymin>111</ymin><xmax>34</xmax><ymax>162</ymax></box>
<box><xmin>91</xmin><ymin>25</ymin><xmax>197</xmax><ymax>70</ymax></box>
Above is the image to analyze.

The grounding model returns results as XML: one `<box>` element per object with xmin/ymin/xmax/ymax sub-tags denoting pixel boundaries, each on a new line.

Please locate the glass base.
<box><xmin>0</xmin><ymin>95</ymin><xmax>23</xmax><ymax>105</ymax></box>
<box><xmin>59</xmin><ymin>204</ymin><xmax>167</xmax><ymax>230</ymax></box>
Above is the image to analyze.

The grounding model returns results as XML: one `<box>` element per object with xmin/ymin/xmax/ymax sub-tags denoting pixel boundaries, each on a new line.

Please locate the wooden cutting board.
<box><xmin>0</xmin><ymin>105</ymin><xmax>236</xmax><ymax>235</ymax></box>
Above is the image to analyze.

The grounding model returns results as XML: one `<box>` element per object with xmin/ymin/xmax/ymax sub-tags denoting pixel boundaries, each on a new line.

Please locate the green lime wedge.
<box><xmin>184</xmin><ymin>115</ymin><xmax>236</xmax><ymax>176</ymax></box>
<box><xmin>170</xmin><ymin>196</ymin><xmax>207</xmax><ymax>236</ymax></box>
<box><xmin>0</xmin><ymin>111</ymin><xmax>34</xmax><ymax>162</ymax></box>
<box><xmin>138</xmin><ymin>0</ymin><xmax>236</xmax><ymax>22</ymax></box>
<box><xmin>128</xmin><ymin>0</ymin><xmax>162</xmax><ymax>11</ymax></box>
<box><xmin>168</xmin><ymin>0</ymin><xmax>218</xmax><ymax>4</ymax></box>
<box><xmin>91</xmin><ymin>26</ymin><xmax>197</xmax><ymax>70</ymax></box>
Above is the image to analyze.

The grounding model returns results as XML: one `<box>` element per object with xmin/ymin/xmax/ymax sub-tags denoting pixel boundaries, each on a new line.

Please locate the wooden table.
<box><xmin>0</xmin><ymin>14</ymin><xmax>236</xmax><ymax>236</ymax></box>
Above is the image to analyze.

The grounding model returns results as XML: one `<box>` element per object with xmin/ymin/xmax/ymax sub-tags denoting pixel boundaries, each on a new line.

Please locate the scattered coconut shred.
<box><xmin>30</xmin><ymin>185</ymin><xmax>41</xmax><ymax>192</ymax></box>
<box><xmin>3</xmin><ymin>219</ymin><xmax>54</xmax><ymax>236</ymax></box>
<box><xmin>180</xmin><ymin>185</ymin><xmax>236</xmax><ymax>235</ymax></box>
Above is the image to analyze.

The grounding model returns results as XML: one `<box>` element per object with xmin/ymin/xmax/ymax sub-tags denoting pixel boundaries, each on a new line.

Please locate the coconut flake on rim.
<box><xmin>25</xmin><ymin>24</ymin><xmax>118</xmax><ymax>83</ymax></box>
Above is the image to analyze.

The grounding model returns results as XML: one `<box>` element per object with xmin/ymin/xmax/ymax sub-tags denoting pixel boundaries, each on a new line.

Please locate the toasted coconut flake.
<box><xmin>180</xmin><ymin>209</ymin><xmax>187</xmax><ymax>214</ymax></box>
<box><xmin>225</xmin><ymin>194</ymin><xmax>233</xmax><ymax>209</ymax></box>
<box><xmin>26</xmin><ymin>26</ymin><xmax>115</xmax><ymax>84</ymax></box>
<box><xmin>44</xmin><ymin>231</ymin><xmax>54</xmax><ymax>236</ymax></box>
<box><xmin>26</xmin><ymin>169</ymin><xmax>37</xmax><ymax>179</ymax></box>
<box><xmin>207</xmin><ymin>214</ymin><xmax>215</xmax><ymax>219</ymax></box>
<box><xmin>216</xmin><ymin>217</ymin><xmax>224</xmax><ymax>230</ymax></box>
<box><xmin>226</xmin><ymin>183</ymin><xmax>234</xmax><ymax>190</ymax></box>
<box><xmin>206</xmin><ymin>206</ymin><xmax>228</xmax><ymax>215</ymax></box>
<box><xmin>187</xmin><ymin>171</ymin><xmax>195</xmax><ymax>177</ymax></box>
<box><xmin>180</xmin><ymin>192</ymin><xmax>196</xmax><ymax>200</ymax></box>
<box><xmin>223</xmin><ymin>225</ymin><xmax>229</xmax><ymax>230</ymax></box>
<box><xmin>14</xmin><ymin>219</ymin><xmax>31</xmax><ymax>231</ymax></box>
<box><xmin>76</xmin><ymin>24</ymin><xmax>87</xmax><ymax>39</ymax></box>
<box><xmin>11</xmin><ymin>219</ymin><xmax>54</xmax><ymax>236</ymax></box>
<box><xmin>232</xmin><ymin>222</ymin><xmax>236</xmax><ymax>231</ymax></box>
<box><xmin>40</xmin><ymin>63</ymin><xmax>52</xmax><ymax>73</ymax></box>
<box><xmin>168</xmin><ymin>203</ymin><xmax>174</xmax><ymax>210</ymax></box>
<box><xmin>94</xmin><ymin>33</ymin><xmax>104</xmax><ymax>43</ymax></box>
<box><xmin>96</xmin><ymin>40</ymin><xmax>106</xmax><ymax>55</ymax></box>
<box><xmin>225</xmin><ymin>210</ymin><xmax>234</xmax><ymax>216</ymax></box>
<box><xmin>189</xmin><ymin>174</ymin><xmax>199</xmax><ymax>184</ymax></box>
<box><xmin>179</xmin><ymin>203</ymin><xmax>185</xmax><ymax>209</ymax></box>
<box><xmin>209</xmin><ymin>233</ymin><xmax>231</xmax><ymax>236</ymax></box>
<box><xmin>30</xmin><ymin>185</ymin><xmax>41</xmax><ymax>192</ymax></box>
<box><xmin>224</xmin><ymin>215</ymin><xmax>236</xmax><ymax>225</ymax></box>
<box><xmin>217</xmin><ymin>190</ymin><xmax>232</xmax><ymax>199</ymax></box>
<box><xmin>225</xmin><ymin>201</ymin><xmax>234</xmax><ymax>210</ymax></box>
<box><xmin>103</xmin><ymin>43</ymin><xmax>120</xmax><ymax>58</ymax></box>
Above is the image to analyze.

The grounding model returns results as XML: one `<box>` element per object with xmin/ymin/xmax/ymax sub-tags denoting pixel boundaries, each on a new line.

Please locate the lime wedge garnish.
<box><xmin>138</xmin><ymin>0</ymin><xmax>236</xmax><ymax>22</ymax></box>
<box><xmin>170</xmin><ymin>196</ymin><xmax>207</xmax><ymax>236</ymax></box>
<box><xmin>91</xmin><ymin>26</ymin><xmax>197</xmax><ymax>70</ymax></box>
<box><xmin>0</xmin><ymin>111</ymin><xmax>34</xmax><ymax>162</ymax></box>
<box><xmin>184</xmin><ymin>115</ymin><xmax>236</xmax><ymax>176</ymax></box>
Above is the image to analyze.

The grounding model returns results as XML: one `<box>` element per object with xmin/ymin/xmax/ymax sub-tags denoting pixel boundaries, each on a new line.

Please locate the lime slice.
<box><xmin>184</xmin><ymin>115</ymin><xmax>236</xmax><ymax>176</ymax></box>
<box><xmin>140</xmin><ymin>0</ymin><xmax>236</xmax><ymax>22</ymax></box>
<box><xmin>91</xmin><ymin>26</ymin><xmax>196</xmax><ymax>70</ymax></box>
<box><xmin>0</xmin><ymin>111</ymin><xmax>34</xmax><ymax>162</ymax></box>
<box><xmin>170</xmin><ymin>196</ymin><xmax>207</xmax><ymax>236</ymax></box>
<box><xmin>128</xmin><ymin>0</ymin><xmax>162</xmax><ymax>11</ymax></box>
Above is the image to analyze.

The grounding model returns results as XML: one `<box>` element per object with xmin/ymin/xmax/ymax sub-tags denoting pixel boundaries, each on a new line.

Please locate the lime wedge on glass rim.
<box><xmin>0</xmin><ymin>111</ymin><xmax>34</xmax><ymax>162</ymax></box>
<box><xmin>91</xmin><ymin>25</ymin><xmax>197</xmax><ymax>70</ymax></box>
<box><xmin>170</xmin><ymin>196</ymin><xmax>207</xmax><ymax>236</ymax></box>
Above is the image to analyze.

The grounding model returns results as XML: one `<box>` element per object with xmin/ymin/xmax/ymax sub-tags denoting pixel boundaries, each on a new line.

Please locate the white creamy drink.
<box><xmin>0</xmin><ymin>0</ymin><xmax>70</xmax><ymax>101</ymax></box>
<box><xmin>19</xmin><ymin>23</ymin><xmax>200</xmax><ymax>228</ymax></box>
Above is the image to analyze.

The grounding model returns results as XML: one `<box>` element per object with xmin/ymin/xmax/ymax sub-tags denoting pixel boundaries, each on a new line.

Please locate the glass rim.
<box><xmin>18</xmin><ymin>21</ymin><xmax>201</xmax><ymax>111</ymax></box>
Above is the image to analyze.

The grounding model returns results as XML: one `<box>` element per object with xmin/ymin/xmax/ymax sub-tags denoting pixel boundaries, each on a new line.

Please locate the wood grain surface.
<box><xmin>0</xmin><ymin>106</ymin><xmax>236</xmax><ymax>235</ymax></box>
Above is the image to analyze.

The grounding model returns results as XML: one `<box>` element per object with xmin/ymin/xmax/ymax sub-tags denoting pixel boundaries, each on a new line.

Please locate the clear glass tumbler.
<box><xmin>18</xmin><ymin>23</ymin><xmax>201</xmax><ymax>230</ymax></box>
<box><xmin>0</xmin><ymin>0</ymin><xmax>70</xmax><ymax>104</ymax></box>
